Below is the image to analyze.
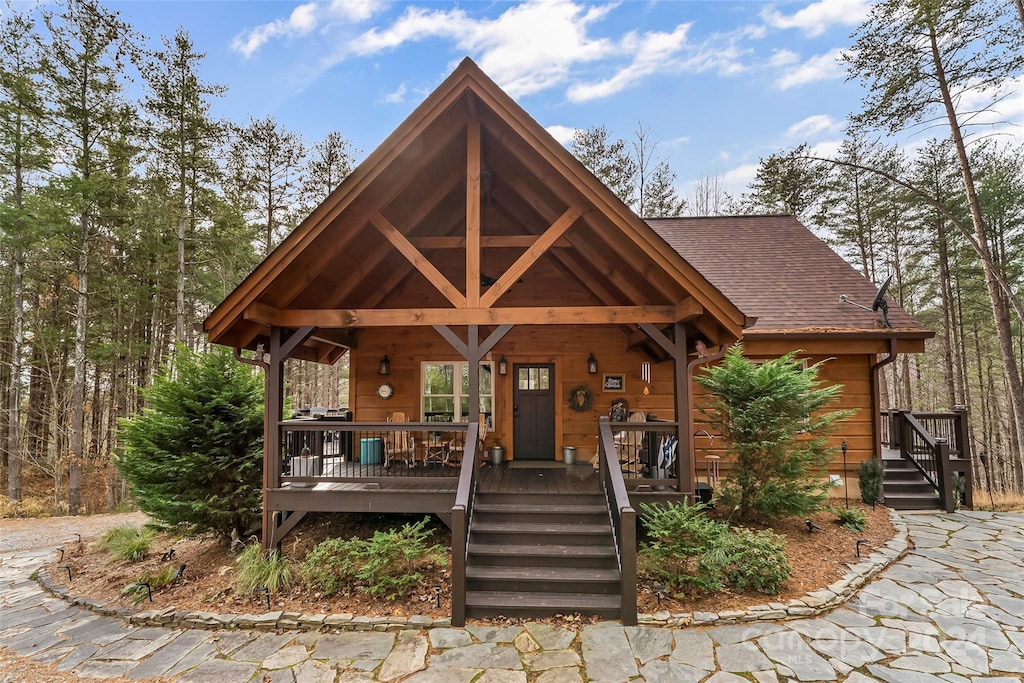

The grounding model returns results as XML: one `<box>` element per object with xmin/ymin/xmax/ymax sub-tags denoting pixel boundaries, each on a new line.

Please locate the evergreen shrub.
<box><xmin>638</xmin><ymin>502</ymin><xmax>791</xmax><ymax>596</ymax></box>
<box><xmin>858</xmin><ymin>459</ymin><xmax>885</xmax><ymax>506</ymax></box>
<box><xmin>697</xmin><ymin>344</ymin><xmax>854</xmax><ymax>523</ymax></box>
<box><xmin>117</xmin><ymin>346</ymin><xmax>263</xmax><ymax>543</ymax></box>
<box><xmin>302</xmin><ymin>517</ymin><xmax>446</xmax><ymax>601</ymax></box>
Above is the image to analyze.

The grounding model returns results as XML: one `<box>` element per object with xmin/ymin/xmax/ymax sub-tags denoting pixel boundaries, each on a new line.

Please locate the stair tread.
<box><xmin>466</xmin><ymin>591</ymin><xmax>620</xmax><ymax>609</ymax></box>
<box><xmin>475</xmin><ymin>502</ymin><xmax>608</xmax><ymax>514</ymax></box>
<box><xmin>469</xmin><ymin>543</ymin><xmax>616</xmax><ymax>557</ymax></box>
<box><xmin>473</xmin><ymin>521</ymin><xmax>610</xmax><ymax>534</ymax></box>
<box><xmin>467</xmin><ymin>566</ymin><xmax>619</xmax><ymax>582</ymax></box>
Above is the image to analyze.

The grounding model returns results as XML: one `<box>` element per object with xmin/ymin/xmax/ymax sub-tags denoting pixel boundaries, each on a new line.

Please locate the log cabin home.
<box><xmin>204</xmin><ymin>58</ymin><xmax>956</xmax><ymax>624</ymax></box>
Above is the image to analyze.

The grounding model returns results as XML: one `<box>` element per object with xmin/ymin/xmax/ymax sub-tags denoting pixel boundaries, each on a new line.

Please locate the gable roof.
<box><xmin>204</xmin><ymin>58</ymin><xmax>750</xmax><ymax>359</ymax></box>
<box><xmin>647</xmin><ymin>215</ymin><xmax>932</xmax><ymax>339</ymax></box>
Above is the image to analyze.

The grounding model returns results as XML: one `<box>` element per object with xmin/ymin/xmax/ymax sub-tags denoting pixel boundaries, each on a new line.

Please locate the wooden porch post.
<box><xmin>638</xmin><ymin>322</ymin><xmax>691</xmax><ymax>495</ymax></box>
<box><xmin>672</xmin><ymin>323</ymin><xmax>691</xmax><ymax>495</ymax></box>
<box><xmin>263</xmin><ymin>325</ymin><xmax>316</xmax><ymax>550</ymax></box>
<box><xmin>263</xmin><ymin>328</ymin><xmax>284</xmax><ymax>550</ymax></box>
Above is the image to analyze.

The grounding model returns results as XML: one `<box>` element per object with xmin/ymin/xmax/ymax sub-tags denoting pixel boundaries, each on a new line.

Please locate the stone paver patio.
<box><xmin>2</xmin><ymin>511</ymin><xmax>1023</xmax><ymax>681</ymax></box>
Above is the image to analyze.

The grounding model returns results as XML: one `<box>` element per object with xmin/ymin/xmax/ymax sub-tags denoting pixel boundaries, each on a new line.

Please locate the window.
<box><xmin>421</xmin><ymin>361</ymin><xmax>493</xmax><ymax>427</ymax></box>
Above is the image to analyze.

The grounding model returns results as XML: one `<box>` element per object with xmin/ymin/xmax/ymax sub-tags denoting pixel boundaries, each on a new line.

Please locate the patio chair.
<box><xmin>445</xmin><ymin>413</ymin><xmax>488</xmax><ymax>467</ymax></box>
<box><xmin>614</xmin><ymin>410</ymin><xmax>647</xmax><ymax>475</ymax></box>
<box><xmin>385</xmin><ymin>411</ymin><xmax>416</xmax><ymax>469</ymax></box>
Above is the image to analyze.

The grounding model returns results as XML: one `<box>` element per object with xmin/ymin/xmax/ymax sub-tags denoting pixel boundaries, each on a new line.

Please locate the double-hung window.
<box><xmin>421</xmin><ymin>361</ymin><xmax>493</xmax><ymax>427</ymax></box>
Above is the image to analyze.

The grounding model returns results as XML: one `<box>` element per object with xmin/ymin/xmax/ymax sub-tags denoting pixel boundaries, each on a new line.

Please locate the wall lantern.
<box><xmin>641</xmin><ymin>361</ymin><xmax>651</xmax><ymax>383</ymax></box>
<box><xmin>588</xmin><ymin>353</ymin><xmax>598</xmax><ymax>374</ymax></box>
<box><xmin>498</xmin><ymin>356</ymin><xmax>508</xmax><ymax>375</ymax></box>
<box><xmin>379</xmin><ymin>355</ymin><xmax>390</xmax><ymax>376</ymax></box>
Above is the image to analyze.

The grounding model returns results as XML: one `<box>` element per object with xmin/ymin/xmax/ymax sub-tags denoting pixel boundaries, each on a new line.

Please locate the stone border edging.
<box><xmin>33</xmin><ymin>509</ymin><xmax>908</xmax><ymax>633</ymax></box>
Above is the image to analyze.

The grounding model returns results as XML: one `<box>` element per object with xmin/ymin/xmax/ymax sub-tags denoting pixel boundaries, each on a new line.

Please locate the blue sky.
<box><xmin>65</xmin><ymin>0</ymin><xmax>1024</xmax><ymax>199</ymax></box>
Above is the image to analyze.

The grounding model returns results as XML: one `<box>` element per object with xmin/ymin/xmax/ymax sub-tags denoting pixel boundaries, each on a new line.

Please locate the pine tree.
<box><xmin>117</xmin><ymin>346</ymin><xmax>264</xmax><ymax>543</ymax></box>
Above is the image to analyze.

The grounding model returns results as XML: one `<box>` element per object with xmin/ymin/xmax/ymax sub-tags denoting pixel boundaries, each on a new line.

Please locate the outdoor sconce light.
<box><xmin>379</xmin><ymin>355</ymin><xmax>390</xmax><ymax>376</ymax></box>
<box><xmin>641</xmin><ymin>362</ymin><xmax>651</xmax><ymax>383</ymax></box>
<box><xmin>588</xmin><ymin>353</ymin><xmax>598</xmax><ymax>374</ymax></box>
<box><xmin>498</xmin><ymin>356</ymin><xmax>507</xmax><ymax>375</ymax></box>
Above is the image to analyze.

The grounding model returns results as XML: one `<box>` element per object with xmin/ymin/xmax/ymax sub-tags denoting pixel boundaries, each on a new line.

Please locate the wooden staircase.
<box><xmin>465</xmin><ymin>491</ymin><xmax>622</xmax><ymax>619</ymax></box>
<box><xmin>883</xmin><ymin>456</ymin><xmax>942</xmax><ymax>510</ymax></box>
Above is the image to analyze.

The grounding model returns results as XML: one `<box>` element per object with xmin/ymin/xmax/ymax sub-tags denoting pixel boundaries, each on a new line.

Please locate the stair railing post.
<box><xmin>935</xmin><ymin>439</ymin><xmax>955</xmax><ymax>513</ymax></box>
<box><xmin>451</xmin><ymin>504</ymin><xmax>466</xmax><ymax>626</ymax></box>
<box><xmin>620</xmin><ymin>506</ymin><xmax>637</xmax><ymax>626</ymax></box>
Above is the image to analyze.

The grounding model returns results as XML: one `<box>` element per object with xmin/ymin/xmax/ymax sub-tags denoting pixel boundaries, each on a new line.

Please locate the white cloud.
<box><xmin>769</xmin><ymin>49</ymin><xmax>799</xmax><ymax>68</ymax></box>
<box><xmin>810</xmin><ymin>139</ymin><xmax>843</xmax><ymax>158</ymax></box>
<box><xmin>786</xmin><ymin>114</ymin><xmax>842</xmax><ymax>140</ymax></box>
<box><xmin>776</xmin><ymin>48</ymin><xmax>844</xmax><ymax>89</ymax></box>
<box><xmin>232</xmin><ymin>0</ymin><xmax>384</xmax><ymax>58</ymax></box>
<box><xmin>722</xmin><ymin>163</ymin><xmax>759</xmax><ymax>189</ymax></box>
<box><xmin>329</xmin><ymin>0</ymin><xmax>384</xmax><ymax>22</ymax></box>
<box><xmin>351</xmin><ymin>1</ymin><xmax>621</xmax><ymax>98</ymax></box>
<box><xmin>381</xmin><ymin>82</ymin><xmax>407</xmax><ymax>104</ymax></box>
<box><xmin>545</xmin><ymin>125</ymin><xmax>578</xmax><ymax>146</ymax></box>
<box><xmin>567</xmin><ymin>24</ymin><xmax>691</xmax><ymax>102</ymax></box>
<box><xmin>762</xmin><ymin>0</ymin><xmax>872</xmax><ymax>38</ymax></box>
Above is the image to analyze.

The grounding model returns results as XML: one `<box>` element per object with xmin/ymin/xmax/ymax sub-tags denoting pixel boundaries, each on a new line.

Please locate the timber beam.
<box><xmin>246</xmin><ymin>302</ymin><xmax>680</xmax><ymax>327</ymax></box>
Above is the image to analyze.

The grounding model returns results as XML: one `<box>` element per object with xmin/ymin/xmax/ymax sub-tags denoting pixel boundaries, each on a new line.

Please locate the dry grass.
<box><xmin>972</xmin><ymin>488</ymin><xmax>1024</xmax><ymax>512</ymax></box>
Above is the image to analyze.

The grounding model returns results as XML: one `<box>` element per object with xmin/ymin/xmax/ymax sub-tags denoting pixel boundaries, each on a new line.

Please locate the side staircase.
<box><xmin>882</xmin><ymin>450</ymin><xmax>941</xmax><ymax>510</ymax></box>
<box><xmin>464</xmin><ymin>492</ymin><xmax>622</xmax><ymax>619</ymax></box>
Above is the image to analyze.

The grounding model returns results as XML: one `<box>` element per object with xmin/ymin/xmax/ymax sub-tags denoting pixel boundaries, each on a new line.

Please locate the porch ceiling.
<box><xmin>204</xmin><ymin>59</ymin><xmax>747</xmax><ymax>362</ymax></box>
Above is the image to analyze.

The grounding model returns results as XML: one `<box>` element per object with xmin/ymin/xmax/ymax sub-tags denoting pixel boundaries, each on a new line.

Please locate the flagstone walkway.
<box><xmin>2</xmin><ymin>511</ymin><xmax>1023</xmax><ymax>682</ymax></box>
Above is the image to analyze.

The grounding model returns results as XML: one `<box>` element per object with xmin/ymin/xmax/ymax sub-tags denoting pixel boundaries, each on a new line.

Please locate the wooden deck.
<box><xmin>270</xmin><ymin>461</ymin><xmax>683</xmax><ymax>517</ymax></box>
<box><xmin>477</xmin><ymin>464</ymin><xmax>600</xmax><ymax>495</ymax></box>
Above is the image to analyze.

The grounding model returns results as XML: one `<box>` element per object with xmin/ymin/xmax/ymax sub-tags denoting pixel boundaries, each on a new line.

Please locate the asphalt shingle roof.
<box><xmin>647</xmin><ymin>215</ymin><xmax>930</xmax><ymax>336</ymax></box>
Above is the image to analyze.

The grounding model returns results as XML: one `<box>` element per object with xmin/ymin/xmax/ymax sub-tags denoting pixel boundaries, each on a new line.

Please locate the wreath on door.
<box><xmin>568</xmin><ymin>384</ymin><xmax>594</xmax><ymax>412</ymax></box>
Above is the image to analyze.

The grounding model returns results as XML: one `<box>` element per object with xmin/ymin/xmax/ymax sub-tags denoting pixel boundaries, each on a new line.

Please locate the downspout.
<box><xmin>686</xmin><ymin>345</ymin><xmax>729</xmax><ymax>493</ymax></box>
<box><xmin>870</xmin><ymin>337</ymin><xmax>898</xmax><ymax>460</ymax></box>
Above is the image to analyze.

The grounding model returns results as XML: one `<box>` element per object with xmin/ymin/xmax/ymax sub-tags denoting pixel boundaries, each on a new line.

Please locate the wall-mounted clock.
<box><xmin>376</xmin><ymin>382</ymin><xmax>394</xmax><ymax>400</ymax></box>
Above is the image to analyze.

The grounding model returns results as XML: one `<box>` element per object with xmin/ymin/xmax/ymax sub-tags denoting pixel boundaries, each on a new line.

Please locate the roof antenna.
<box><xmin>839</xmin><ymin>275</ymin><xmax>892</xmax><ymax>328</ymax></box>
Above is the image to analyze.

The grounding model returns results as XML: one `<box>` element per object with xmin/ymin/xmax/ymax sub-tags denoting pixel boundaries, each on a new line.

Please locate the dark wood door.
<box><xmin>513</xmin><ymin>364</ymin><xmax>555</xmax><ymax>460</ymax></box>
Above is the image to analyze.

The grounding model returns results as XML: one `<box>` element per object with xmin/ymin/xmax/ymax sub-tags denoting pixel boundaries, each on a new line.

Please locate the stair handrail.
<box><xmin>598</xmin><ymin>416</ymin><xmax>637</xmax><ymax>626</ymax></box>
<box><xmin>450</xmin><ymin>421</ymin><xmax>480</xmax><ymax>627</ymax></box>
<box><xmin>899</xmin><ymin>411</ymin><xmax>956</xmax><ymax>513</ymax></box>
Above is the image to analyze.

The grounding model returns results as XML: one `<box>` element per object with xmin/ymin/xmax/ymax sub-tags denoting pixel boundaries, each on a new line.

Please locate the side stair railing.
<box><xmin>598</xmin><ymin>416</ymin><xmax>638</xmax><ymax>626</ymax></box>
<box><xmin>450</xmin><ymin>422</ymin><xmax>480</xmax><ymax>627</ymax></box>
<box><xmin>881</xmin><ymin>408</ymin><xmax>973</xmax><ymax>512</ymax></box>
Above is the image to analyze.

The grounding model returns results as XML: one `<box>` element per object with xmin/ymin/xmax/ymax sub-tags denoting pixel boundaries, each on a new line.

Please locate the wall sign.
<box><xmin>602</xmin><ymin>373</ymin><xmax>625</xmax><ymax>393</ymax></box>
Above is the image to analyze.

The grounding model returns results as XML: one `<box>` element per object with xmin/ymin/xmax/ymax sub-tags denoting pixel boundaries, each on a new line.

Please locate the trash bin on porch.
<box><xmin>489</xmin><ymin>446</ymin><xmax>504</xmax><ymax>465</ymax></box>
<box><xmin>562</xmin><ymin>446</ymin><xmax>576</xmax><ymax>465</ymax></box>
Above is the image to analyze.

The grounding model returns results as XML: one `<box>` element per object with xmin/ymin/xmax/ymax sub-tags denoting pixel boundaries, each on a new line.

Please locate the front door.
<box><xmin>513</xmin><ymin>364</ymin><xmax>555</xmax><ymax>460</ymax></box>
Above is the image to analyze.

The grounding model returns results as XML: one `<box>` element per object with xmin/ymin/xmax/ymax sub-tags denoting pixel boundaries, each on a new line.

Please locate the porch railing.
<box><xmin>880</xmin><ymin>408</ymin><xmax>973</xmax><ymax>512</ymax></box>
<box><xmin>607</xmin><ymin>418</ymin><xmax>683</xmax><ymax>492</ymax></box>
<box><xmin>277</xmin><ymin>420</ymin><xmax>467</xmax><ymax>486</ymax></box>
<box><xmin>450</xmin><ymin>422</ymin><xmax>480</xmax><ymax>627</ymax></box>
<box><xmin>598</xmin><ymin>417</ymin><xmax>637</xmax><ymax>626</ymax></box>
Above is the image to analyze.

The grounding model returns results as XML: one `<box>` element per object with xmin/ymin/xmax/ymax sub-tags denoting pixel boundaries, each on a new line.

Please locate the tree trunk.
<box><xmin>7</xmin><ymin>249</ymin><xmax>24</xmax><ymax>501</ymax></box>
<box><xmin>929</xmin><ymin>23</ymin><xmax>1024</xmax><ymax>461</ymax></box>
<box><xmin>68</xmin><ymin>218</ymin><xmax>89</xmax><ymax>514</ymax></box>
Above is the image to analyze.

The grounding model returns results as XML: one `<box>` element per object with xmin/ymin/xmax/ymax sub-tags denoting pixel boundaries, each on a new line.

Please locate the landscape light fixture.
<box><xmin>588</xmin><ymin>353</ymin><xmax>598</xmax><ymax>374</ymax></box>
<box><xmin>379</xmin><ymin>355</ymin><xmax>390</xmax><ymax>376</ymax></box>
<box><xmin>856</xmin><ymin>539</ymin><xmax>869</xmax><ymax>558</ymax></box>
<box><xmin>57</xmin><ymin>564</ymin><xmax>72</xmax><ymax>581</ymax></box>
<box><xmin>842</xmin><ymin>440</ymin><xmax>849</xmax><ymax>508</ymax></box>
<box><xmin>805</xmin><ymin>519</ymin><xmax>822</xmax><ymax>533</ymax></box>
<box><xmin>256</xmin><ymin>586</ymin><xmax>271</xmax><ymax>610</ymax></box>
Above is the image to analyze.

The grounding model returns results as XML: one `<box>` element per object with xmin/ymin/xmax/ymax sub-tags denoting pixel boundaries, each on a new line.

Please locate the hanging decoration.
<box><xmin>568</xmin><ymin>384</ymin><xmax>594</xmax><ymax>412</ymax></box>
